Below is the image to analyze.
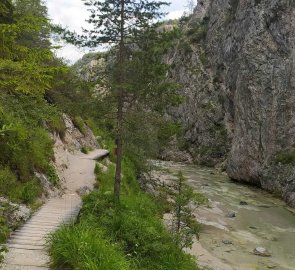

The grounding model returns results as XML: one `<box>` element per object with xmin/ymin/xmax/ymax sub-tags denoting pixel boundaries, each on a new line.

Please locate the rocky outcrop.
<box><xmin>169</xmin><ymin>0</ymin><xmax>295</xmax><ymax>206</ymax></box>
<box><xmin>0</xmin><ymin>197</ymin><xmax>31</xmax><ymax>230</ymax></box>
<box><xmin>59</xmin><ymin>114</ymin><xmax>99</xmax><ymax>151</ymax></box>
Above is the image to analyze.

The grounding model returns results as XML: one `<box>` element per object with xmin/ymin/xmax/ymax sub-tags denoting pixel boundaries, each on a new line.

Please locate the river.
<box><xmin>158</xmin><ymin>162</ymin><xmax>295</xmax><ymax>270</ymax></box>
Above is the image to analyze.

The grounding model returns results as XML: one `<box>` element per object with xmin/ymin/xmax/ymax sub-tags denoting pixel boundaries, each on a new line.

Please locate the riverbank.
<box><xmin>154</xmin><ymin>161</ymin><xmax>295</xmax><ymax>270</ymax></box>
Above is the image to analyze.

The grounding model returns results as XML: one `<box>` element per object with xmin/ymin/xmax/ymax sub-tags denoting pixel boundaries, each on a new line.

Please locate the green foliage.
<box><xmin>49</xmin><ymin>222</ymin><xmax>131</xmax><ymax>270</ymax></box>
<box><xmin>59</xmin><ymin>0</ymin><xmax>169</xmax><ymax>48</ymax></box>
<box><xmin>77</xmin><ymin>192</ymin><xmax>198</xmax><ymax>270</ymax></box>
<box><xmin>199</xmin><ymin>45</ymin><xmax>207</xmax><ymax>66</ymax></box>
<box><xmin>19</xmin><ymin>177</ymin><xmax>42</xmax><ymax>204</ymax></box>
<box><xmin>0</xmin><ymin>167</ymin><xmax>17</xmax><ymax>198</ymax></box>
<box><xmin>96</xmin><ymin>158</ymin><xmax>139</xmax><ymax>195</ymax></box>
<box><xmin>49</xmin><ymin>159</ymin><xmax>199</xmax><ymax>270</ymax></box>
<box><xmin>0</xmin><ymin>168</ymin><xmax>42</xmax><ymax>204</ymax></box>
<box><xmin>186</xmin><ymin>20</ymin><xmax>208</xmax><ymax>43</ymax></box>
<box><xmin>169</xmin><ymin>171</ymin><xmax>202</xmax><ymax>249</ymax></box>
<box><xmin>46</xmin><ymin>114</ymin><xmax>66</xmax><ymax>139</ymax></box>
<box><xmin>46</xmin><ymin>165</ymin><xmax>60</xmax><ymax>186</ymax></box>
<box><xmin>0</xmin><ymin>0</ymin><xmax>13</xmax><ymax>24</ymax></box>
<box><xmin>158</xmin><ymin>121</ymin><xmax>182</xmax><ymax>145</ymax></box>
<box><xmin>73</xmin><ymin>116</ymin><xmax>86</xmax><ymax>135</ymax></box>
<box><xmin>55</xmin><ymin>0</ymin><xmax>181</xmax><ymax>199</ymax></box>
<box><xmin>81</xmin><ymin>146</ymin><xmax>93</xmax><ymax>154</ymax></box>
<box><xmin>0</xmin><ymin>0</ymin><xmax>57</xmax><ymax>95</ymax></box>
<box><xmin>0</xmin><ymin>223</ymin><xmax>10</xmax><ymax>245</ymax></box>
<box><xmin>0</xmin><ymin>0</ymin><xmax>64</xmax><ymax>190</ymax></box>
<box><xmin>275</xmin><ymin>151</ymin><xmax>295</xmax><ymax>165</ymax></box>
<box><xmin>0</xmin><ymin>93</ymin><xmax>61</xmax><ymax>180</ymax></box>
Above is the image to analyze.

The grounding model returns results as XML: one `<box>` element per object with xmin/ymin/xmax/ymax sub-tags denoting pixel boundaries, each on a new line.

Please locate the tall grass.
<box><xmin>49</xmin><ymin>223</ymin><xmax>130</xmax><ymax>270</ymax></box>
<box><xmin>48</xmin><ymin>158</ymin><xmax>199</xmax><ymax>270</ymax></box>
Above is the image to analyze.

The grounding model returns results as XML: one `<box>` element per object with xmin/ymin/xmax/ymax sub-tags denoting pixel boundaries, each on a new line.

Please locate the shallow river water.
<box><xmin>161</xmin><ymin>162</ymin><xmax>295</xmax><ymax>270</ymax></box>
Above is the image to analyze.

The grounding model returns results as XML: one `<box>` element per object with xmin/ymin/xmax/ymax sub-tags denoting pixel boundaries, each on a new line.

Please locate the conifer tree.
<box><xmin>60</xmin><ymin>0</ymin><xmax>171</xmax><ymax>199</ymax></box>
<box><xmin>0</xmin><ymin>0</ymin><xmax>55</xmax><ymax>95</ymax></box>
<box><xmin>170</xmin><ymin>171</ymin><xmax>201</xmax><ymax>249</ymax></box>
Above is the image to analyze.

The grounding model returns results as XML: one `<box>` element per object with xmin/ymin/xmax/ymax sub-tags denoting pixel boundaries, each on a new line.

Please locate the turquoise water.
<box><xmin>163</xmin><ymin>163</ymin><xmax>295</xmax><ymax>270</ymax></box>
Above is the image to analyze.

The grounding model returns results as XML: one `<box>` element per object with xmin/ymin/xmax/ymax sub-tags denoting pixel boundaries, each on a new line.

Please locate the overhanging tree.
<box><xmin>59</xmin><ymin>0</ymin><xmax>173</xmax><ymax>199</ymax></box>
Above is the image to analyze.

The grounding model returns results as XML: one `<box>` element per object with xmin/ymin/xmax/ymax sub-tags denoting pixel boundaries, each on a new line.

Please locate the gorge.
<box><xmin>166</xmin><ymin>0</ymin><xmax>295</xmax><ymax>207</ymax></box>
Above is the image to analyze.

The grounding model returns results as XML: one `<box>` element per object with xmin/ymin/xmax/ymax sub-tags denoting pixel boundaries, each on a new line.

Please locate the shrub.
<box><xmin>186</xmin><ymin>21</ymin><xmax>208</xmax><ymax>43</ymax></box>
<box><xmin>169</xmin><ymin>171</ymin><xmax>201</xmax><ymax>249</ymax></box>
<box><xmin>0</xmin><ymin>168</ymin><xmax>42</xmax><ymax>204</ymax></box>
<box><xmin>19</xmin><ymin>178</ymin><xmax>43</xmax><ymax>204</ymax></box>
<box><xmin>47</xmin><ymin>165</ymin><xmax>60</xmax><ymax>186</ymax></box>
<box><xmin>47</xmin><ymin>114</ymin><xmax>66</xmax><ymax>139</ymax></box>
<box><xmin>81</xmin><ymin>146</ymin><xmax>93</xmax><ymax>154</ymax></box>
<box><xmin>275</xmin><ymin>151</ymin><xmax>295</xmax><ymax>165</ymax></box>
<box><xmin>73</xmin><ymin>116</ymin><xmax>86</xmax><ymax>135</ymax></box>
<box><xmin>0</xmin><ymin>167</ymin><xmax>17</xmax><ymax>198</ymax></box>
<box><xmin>29</xmin><ymin>128</ymin><xmax>54</xmax><ymax>172</ymax></box>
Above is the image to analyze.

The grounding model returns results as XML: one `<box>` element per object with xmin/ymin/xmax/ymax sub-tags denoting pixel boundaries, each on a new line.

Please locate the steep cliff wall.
<box><xmin>170</xmin><ymin>0</ymin><xmax>295</xmax><ymax>206</ymax></box>
<box><xmin>166</xmin><ymin>15</ymin><xmax>229</xmax><ymax>167</ymax></box>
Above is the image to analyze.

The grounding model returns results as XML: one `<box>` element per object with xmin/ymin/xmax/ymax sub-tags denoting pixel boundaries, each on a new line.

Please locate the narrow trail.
<box><xmin>1</xmin><ymin>148</ymin><xmax>108</xmax><ymax>270</ymax></box>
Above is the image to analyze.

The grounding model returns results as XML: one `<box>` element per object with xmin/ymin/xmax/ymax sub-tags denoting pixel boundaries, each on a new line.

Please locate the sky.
<box><xmin>45</xmin><ymin>0</ymin><xmax>195</xmax><ymax>63</ymax></box>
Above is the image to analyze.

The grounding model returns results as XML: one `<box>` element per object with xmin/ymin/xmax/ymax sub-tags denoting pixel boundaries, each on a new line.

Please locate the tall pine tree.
<box><xmin>61</xmin><ymin>0</ymin><xmax>170</xmax><ymax>199</ymax></box>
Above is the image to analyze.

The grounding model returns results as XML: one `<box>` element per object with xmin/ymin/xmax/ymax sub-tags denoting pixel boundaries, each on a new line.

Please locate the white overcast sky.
<box><xmin>45</xmin><ymin>0</ymin><xmax>195</xmax><ymax>63</ymax></box>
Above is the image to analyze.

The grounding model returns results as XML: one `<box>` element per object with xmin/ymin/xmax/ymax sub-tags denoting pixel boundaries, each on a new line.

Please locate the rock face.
<box><xmin>60</xmin><ymin>114</ymin><xmax>99</xmax><ymax>151</ymax></box>
<box><xmin>169</xmin><ymin>0</ymin><xmax>295</xmax><ymax>206</ymax></box>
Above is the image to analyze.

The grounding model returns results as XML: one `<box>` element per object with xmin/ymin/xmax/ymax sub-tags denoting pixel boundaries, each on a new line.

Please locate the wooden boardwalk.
<box><xmin>1</xmin><ymin>194</ymin><xmax>81</xmax><ymax>269</ymax></box>
<box><xmin>1</xmin><ymin>149</ymin><xmax>108</xmax><ymax>270</ymax></box>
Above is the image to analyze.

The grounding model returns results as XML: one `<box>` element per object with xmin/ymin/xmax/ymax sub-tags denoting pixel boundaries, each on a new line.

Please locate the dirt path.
<box><xmin>1</xmin><ymin>148</ymin><xmax>108</xmax><ymax>270</ymax></box>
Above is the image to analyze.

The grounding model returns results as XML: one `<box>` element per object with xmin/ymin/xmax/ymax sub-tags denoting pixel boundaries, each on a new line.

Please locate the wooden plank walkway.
<box><xmin>1</xmin><ymin>149</ymin><xmax>109</xmax><ymax>270</ymax></box>
<box><xmin>1</xmin><ymin>194</ymin><xmax>81</xmax><ymax>269</ymax></box>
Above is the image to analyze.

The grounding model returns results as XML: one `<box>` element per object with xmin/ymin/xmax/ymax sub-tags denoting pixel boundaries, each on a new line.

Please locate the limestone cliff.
<box><xmin>169</xmin><ymin>0</ymin><xmax>295</xmax><ymax>206</ymax></box>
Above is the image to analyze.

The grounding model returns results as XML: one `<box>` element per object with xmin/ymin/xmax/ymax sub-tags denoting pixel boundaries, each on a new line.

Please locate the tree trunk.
<box><xmin>114</xmin><ymin>0</ymin><xmax>125</xmax><ymax>200</ymax></box>
<box><xmin>114</xmin><ymin>92</ymin><xmax>123</xmax><ymax>199</ymax></box>
<box><xmin>176</xmin><ymin>175</ymin><xmax>182</xmax><ymax>232</ymax></box>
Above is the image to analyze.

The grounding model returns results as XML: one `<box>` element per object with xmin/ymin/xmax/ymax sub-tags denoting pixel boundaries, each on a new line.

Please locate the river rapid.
<box><xmin>158</xmin><ymin>162</ymin><xmax>295</xmax><ymax>270</ymax></box>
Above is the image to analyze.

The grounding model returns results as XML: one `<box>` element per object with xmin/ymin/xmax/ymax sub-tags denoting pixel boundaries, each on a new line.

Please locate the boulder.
<box><xmin>253</xmin><ymin>247</ymin><xmax>271</xmax><ymax>257</ymax></box>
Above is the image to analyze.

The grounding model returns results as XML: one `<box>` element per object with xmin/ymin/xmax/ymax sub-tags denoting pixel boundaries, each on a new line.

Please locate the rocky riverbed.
<box><xmin>151</xmin><ymin>161</ymin><xmax>295</xmax><ymax>270</ymax></box>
